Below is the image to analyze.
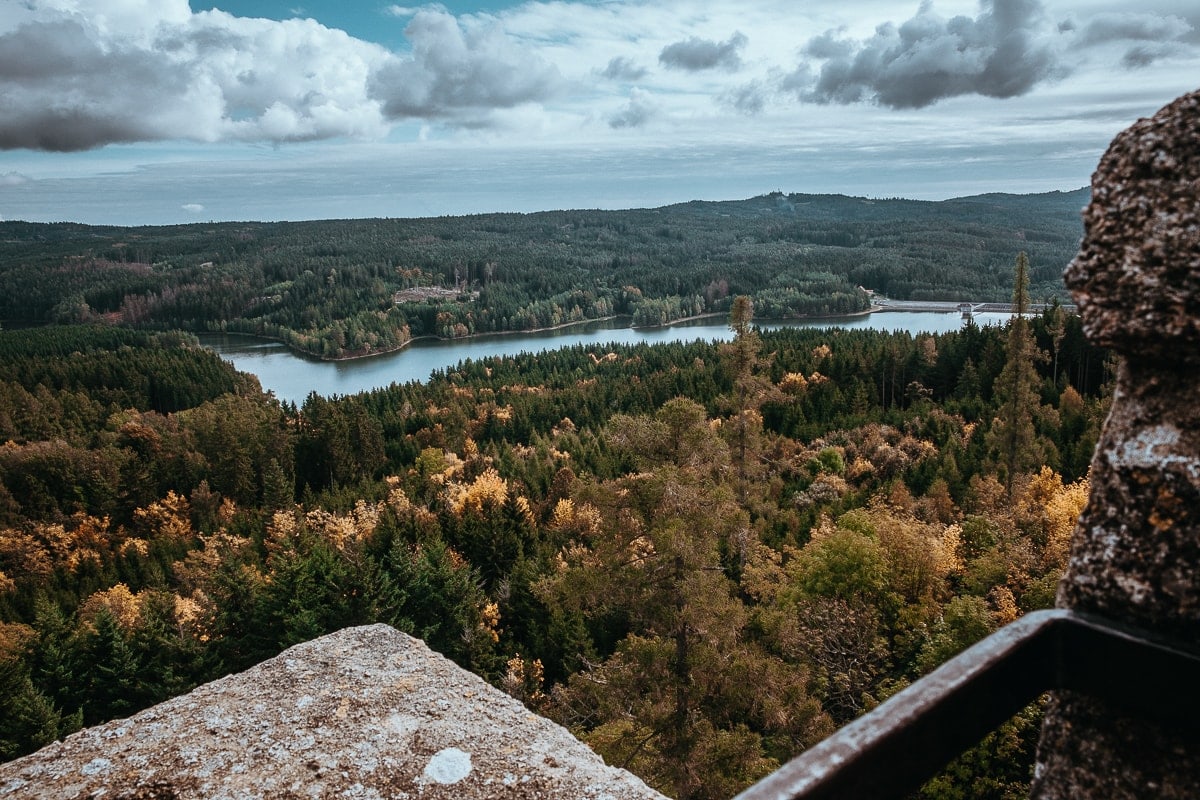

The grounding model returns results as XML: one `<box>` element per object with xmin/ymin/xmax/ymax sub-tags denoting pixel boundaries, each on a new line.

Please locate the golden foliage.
<box><xmin>513</xmin><ymin>496</ymin><xmax>535</xmax><ymax>527</ymax></box>
<box><xmin>481</xmin><ymin>601</ymin><xmax>501</xmax><ymax>643</ymax></box>
<box><xmin>501</xmin><ymin>653</ymin><xmax>548</xmax><ymax>710</ymax></box>
<box><xmin>173</xmin><ymin>593</ymin><xmax>207</xmax><ymax>639</ymax></box>
<box><xmin>265</xmin><ymin>509</ymin><xmax>300</xmax><ymax>551</ymax></box>
<box><xmin>1019</xmin><ymin>466</ymin><xmax>1089</xmax><ymax>571</ymax></box>
<box><xmin>846</xmin><ymin>457</ymin><xmax>875</xmax><ymax>481</ymax></box>
<box><xmin>934</xmin><ymin>524</ymin><xmax>965</xmax><ymax>578</ymax></box>
<box><xmin>386</xmin><ymin>482</ymin><xmax>412</xmax><ymax>514</ymax></box>
<box><xmin>779</xmin><ymin>372</ymin><xmax>809</xmax><ymax>395</ymax></box>
<box><xmin>172</xmin><ymin>532</ymin><xmax>249</xmax><ymax>596</ymax></box>
<box><xmin>0</xmin><ymin>529</ymin><xmax>53</xmax><ymax>587</ymax></box>
<box><xmin>79</xmin><ymin>583</ymin><xmax>142</xmax><ymax>632</ymax></box>
<box><xmin>0</xmin><ymin>621</ymin><xmax>34</xmax><ymax>659</ymax></box>
<box><xmin>549</xmin><ymin>498</ymin><xmax>602</xmax><ymax>538</ymax></box>
<box><xmin>448</xmin><ymin>467</ymin><xmax>509</xmax><ymax>516</ymax></box>
<box><xmin>989</xmin><ymin>585</ymin><xmax>1020</xmax><ymax>626</ymax></box>
<box><xmin>121</xmin><ymin>539</ymin><xmax>150</xmax><ymax>558</ymax></box>
<box><xmin>133</xmin><ymin>491</ymin><xmax>193</xmax><ymax>542</ymax></box>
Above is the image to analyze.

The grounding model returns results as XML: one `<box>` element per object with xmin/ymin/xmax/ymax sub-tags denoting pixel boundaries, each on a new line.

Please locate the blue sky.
<box><xmin>1</xmin><ymin>1</ymin><xmax>1197</xmax><ymax>225</ymax></box>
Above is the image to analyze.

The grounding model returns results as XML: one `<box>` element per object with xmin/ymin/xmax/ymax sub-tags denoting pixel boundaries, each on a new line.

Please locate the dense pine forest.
<box><xmin>0</xmin><ymin>241</ymin><xmax>1107</xmax><ymax>798</ymax></box>
<box><xmin>0</xmin><ymin>189</ymin><xmax>1086</xmax><ymax>359</ymax></box>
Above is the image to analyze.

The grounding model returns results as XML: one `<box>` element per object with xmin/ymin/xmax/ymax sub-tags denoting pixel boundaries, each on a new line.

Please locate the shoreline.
<box><xmin>199</xmin><ymin>305</ymin><xmax>881</xmax><ymax>363</ymax></box>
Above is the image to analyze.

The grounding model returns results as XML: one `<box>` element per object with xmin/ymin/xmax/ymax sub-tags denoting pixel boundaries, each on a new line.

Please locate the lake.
<box><xmin>199</xmin><ymin>310</ymin><xmax>1012</xmax><ymax>406</ymax></box>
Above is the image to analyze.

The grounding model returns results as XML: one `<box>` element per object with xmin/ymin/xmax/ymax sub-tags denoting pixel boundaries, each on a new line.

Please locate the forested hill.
<box><xmin>0</xmin><ymin>188</ymin><xmax>1087</xmax><ymax>359</ymax></box>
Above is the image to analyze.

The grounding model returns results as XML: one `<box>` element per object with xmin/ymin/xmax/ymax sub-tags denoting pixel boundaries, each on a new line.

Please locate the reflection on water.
<box><xmin>199</xmin><ymin>311</ymin><xmax>1012</xmax><ymax>406</ymax></box>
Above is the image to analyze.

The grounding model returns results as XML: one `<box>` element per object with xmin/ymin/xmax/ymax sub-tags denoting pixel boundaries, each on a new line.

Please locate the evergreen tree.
<box><xmin>987</xmin><ymin>253</ymin><xmax>1044</xmax><ymax>497</ymax></box>
<box><xmin>0</xmin><ymin>655</ymin><xmax>65</xmax><ymax>760</ymax></box>
<box><xmin>719</xmin><ymin>297</ymin><xmax>778</xmax><ymax>504</ymax></box>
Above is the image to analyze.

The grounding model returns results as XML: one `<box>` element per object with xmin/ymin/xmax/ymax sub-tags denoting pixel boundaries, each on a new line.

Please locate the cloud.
<box><xmin>1071</xmin><ymin>12</ymin><xmax>1194</xmax><ymax>67</ymax></box>
<box><xmin>1075</xmin><ymin>12</ymin><xmax>1192</xmax><ymax>46</ymax></box>
<box><xmin>802</xmin><ymin>29</ymin><xmax>855</xmax><ymax>60</ymax></box>
<box><xmin>0</xmin><ymin>171</ymin><xmax>30</xmax><ymax>186</ymax></box>
<box><xmin>0</xmin><ymin>2</ymin><xmax>565</xmax><ymax>150</ymax></box>
<box><xmin>181</xmin><ymin>203</ymin><xmax>205</xmax><ymax>213</ymax></box>
<box><xmin>609</xmin><ymin>89</ymin><xmax>657</xmax><ymax>129</ymax></box>
<box><xmin>600</xmin><ymin>56</ymin><xmax>647</xmax><ymax>82</ymax></box>
<box><xmin>659</xmin><ymin>31</ymin><xmax>746</xmax><ymax>72</ymax></box>
<box><xmin>1120</xmin><ymin>43</ymin><xmax>1182</xmax><ymax>68</ymax></box>
<box><xmin>723</xmin><ymin>81</ymin><xmax>767</xmax><ymax>115</ymax></box>
<box><xmin>385</xmin><ymin>5</ymin><xmax>442</xmax><ymax>18</ymax></box>
<box><xmin>791</xmin><ymin>0</ymin><xmax>1062</xmax><ymax>108</ymax></box>
<box><xmin>0</xmin><ymin>5</ymin><xmax>391</xmax><ymax>151</ymax></box>
<box><xmin>369</xmin><ymin>10</ymin><xmax>562</xmax><ymax>123</ymax></box>
<box><xmin>0</xmin><ymin>20</ymin><xmax>195</xmax><ymax>150</ymax></box>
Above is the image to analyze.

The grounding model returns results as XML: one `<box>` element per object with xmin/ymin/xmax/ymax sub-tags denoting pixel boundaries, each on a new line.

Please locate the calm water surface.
<box><xmin>199</xmin><ymin>310</ymin><xmax>1012</xmax><ymax>406</ymax></box>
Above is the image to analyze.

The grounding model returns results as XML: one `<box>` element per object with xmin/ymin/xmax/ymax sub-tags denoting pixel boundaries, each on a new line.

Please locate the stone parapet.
<box><xmin>0</xmin><ymin>624</ymin><xmax>667</xmax><ymax>800</ymax></box>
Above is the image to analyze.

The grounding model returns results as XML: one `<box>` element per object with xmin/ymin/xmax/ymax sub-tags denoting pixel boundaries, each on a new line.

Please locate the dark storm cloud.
<box><xmin>0</xmin><ymin>20</ymin><xmax>190</xmax><ymax>151</ymax></box>
<box><xmin>658</xmin><ymin>31</ymin><xmax>746</xmax><ymax>72</ymax></box>
<box><xmin>792</xmin><ymin>0</ymin><xmax>1061</xmax><ymax>109</ymax></box>
<box><xmin>600</xmin><ymin>56</ymin><xmax>648</xmax><ymax>81</ymax></box>
<box><xmin>370</xmin><ymin>10</ymin><xmax>563</xmax><ymax>122</ymax></box>
<box><xmin>789</xmin><ymin>2</ymin><xmax>1198</xmax><ymax>110</ymax></box>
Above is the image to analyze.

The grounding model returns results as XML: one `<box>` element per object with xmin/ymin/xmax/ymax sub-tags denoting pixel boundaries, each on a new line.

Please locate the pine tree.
<box><xmin>987</xmin><ymin>252</ymin><xmax>1044</xmax><ymax>497</ymax></box>
<box><xmin>719</xmin><ymin>297</ymin><xmax>779</xmax><ymax>504</ymax></box>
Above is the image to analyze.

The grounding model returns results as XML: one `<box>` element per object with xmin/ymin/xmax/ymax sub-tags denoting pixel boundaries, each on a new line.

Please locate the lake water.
<box><xmin>199</xmin><ymin>310</ymin><xmax>1012</xmax><ymax>406</ymax></box>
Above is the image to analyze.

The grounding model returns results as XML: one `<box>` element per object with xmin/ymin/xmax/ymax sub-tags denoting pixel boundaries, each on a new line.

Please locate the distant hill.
<box><xmin>0</xmin><ymin>189</ymin><xmax>1087</xmax><ymax>358</ymax></box>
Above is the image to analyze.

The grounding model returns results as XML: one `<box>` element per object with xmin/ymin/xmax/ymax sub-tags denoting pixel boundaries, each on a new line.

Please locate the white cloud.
<box><xmin>181</xmin><ymin>203</ymin><xmax>205</xmax><ymax>213</ymax></box>
<box><xmin>0</xmin><ymin>171</ymin><xmax>31</xmax><ymax>186</ymax></box>
<box><xmin>0</xmin><ymin>4</ymin><xmax>392</xmax><ymax>150</ymax></box>
<box><xmin>385</xmin><ymin>5</ymin><xmax>443</xmax><ymax>18</ymax></box>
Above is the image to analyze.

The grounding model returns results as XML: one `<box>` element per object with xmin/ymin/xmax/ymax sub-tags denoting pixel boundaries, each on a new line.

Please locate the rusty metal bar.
<box><xmin>735</xmin><ymin>609</ymin><xmax>1200</xmax><ymax>800</ymax></box>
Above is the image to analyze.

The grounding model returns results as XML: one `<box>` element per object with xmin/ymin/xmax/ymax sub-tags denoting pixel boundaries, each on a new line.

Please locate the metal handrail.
<box><xmin>735</xmin><ymin>609</ymin><xmax>1200</xmax><ymax>800</ymax></box>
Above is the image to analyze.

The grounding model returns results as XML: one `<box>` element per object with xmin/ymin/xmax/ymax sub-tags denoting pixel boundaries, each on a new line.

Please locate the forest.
<box><xmin>0</xmin><ymin>188</ymin><xmax>1086</xmax><ymax>359</ymax></box>
<box><xmin>0</xmin><ymin>245</ymin><xmax>1107</xmax><ymax>799</ymax></box>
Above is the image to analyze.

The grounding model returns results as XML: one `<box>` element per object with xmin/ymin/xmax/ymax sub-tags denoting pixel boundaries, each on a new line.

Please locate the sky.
<box><xmin>0</xmin><ymin>0</ymin><xmax>1197</xmax><ymax>225</ymax></box>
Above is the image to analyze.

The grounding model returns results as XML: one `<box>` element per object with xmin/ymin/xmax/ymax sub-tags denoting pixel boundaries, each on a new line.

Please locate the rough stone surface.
<box><xmin>1031</xmin><ymin>89</ymin><xmax>1200</xmax><ymax>799</ymax></box>
<box><xmin>1064</xmin><ymin>90</ymin><xmax>1200</xmax><ymax>364</ymax></box>
<box><xmin>0</xmin><ymin>625</ymin><xmax>667</xmax><ymax>800</ymax></box>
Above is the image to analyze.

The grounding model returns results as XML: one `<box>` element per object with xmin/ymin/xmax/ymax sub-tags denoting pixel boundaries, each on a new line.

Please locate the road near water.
<box><xmin>199</xmin><ymin>309</ymin><xmax>1013</xmax><ymax>406</ymax></box>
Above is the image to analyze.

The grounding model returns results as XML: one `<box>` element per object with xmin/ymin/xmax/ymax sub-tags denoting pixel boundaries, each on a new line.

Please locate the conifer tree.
<box><xmin>987</xmin><ymin>252</ymin><xmax>1044</xmax><ymax>497</ymax></box>
<box><xmin>719</xmin><ymin>297</ymin><xmax>779</xmax><ymax>504</ymax></box>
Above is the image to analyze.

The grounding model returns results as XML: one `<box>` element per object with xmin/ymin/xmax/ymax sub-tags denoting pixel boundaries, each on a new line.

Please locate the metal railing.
<box><xmin>735</xmin><ymin>609</ymin><xmax>1200</xmax><ymax>800</ymax></box>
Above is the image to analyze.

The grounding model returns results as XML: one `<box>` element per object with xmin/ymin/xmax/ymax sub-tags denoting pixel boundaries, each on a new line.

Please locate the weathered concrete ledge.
<box><xmin>0</xmin><ymin>625</ymin><xmax>666</xmax><ymax>800</ymax></box>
